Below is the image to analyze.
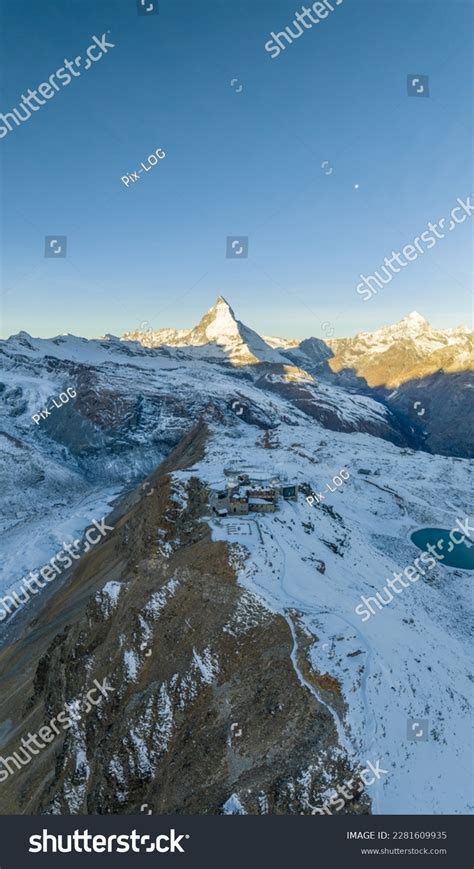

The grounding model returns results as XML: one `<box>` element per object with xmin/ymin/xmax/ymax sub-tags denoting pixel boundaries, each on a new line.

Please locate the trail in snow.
<box><xmin>241</xmin><ymin>518</ymin><xmax>386</xmax><ymax>812</ymax></box>
<box><xmin>284</xmin><ymin>612</ymin><xmax>355</xmax><ymax>760</ymax></box>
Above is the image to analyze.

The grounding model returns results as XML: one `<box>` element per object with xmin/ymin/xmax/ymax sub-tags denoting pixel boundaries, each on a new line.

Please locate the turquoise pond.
<box><xmin>410</xmin><ymin>528</ymin><xmax>474</xmax><ymax>570</ymax></box>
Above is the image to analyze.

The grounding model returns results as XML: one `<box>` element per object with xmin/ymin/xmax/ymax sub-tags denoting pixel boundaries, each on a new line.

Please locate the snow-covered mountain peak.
<box><xmin>349</xmin><ymin>313</ymin><xmax>433</xmax><ymax>347</ymax></box>
<box><xmin>7</xmin><ymin>330</ymin><xmax>38</xmax><ymax>350</ymax></box>
<box><xmin>188</xmin><ymin>296</ymin><xmax>240</xmax><ymax>343</ymax></box>
<box><xmin>400</xmin><ymin>311</ymin><xmax>428</xmax><ymax>326</ymax></box>
<box><xmin>120</xmin><ymin>296</ymin><xmax>295</xmax><ymax>368</ymax></box>
<box><xmin>326</xmin><ymin>311</ymin><xmax>472</xmax><ymax>389</ymax></box>
<box><xmin>395</xmin><ymin>311</ymin><xmax>430</xmax><ymax>334</ymax></box>
<box><xmin>187</xmin><ymin>297</ymin><xmax>298</xmax><ymax>366</ymax></box>
<box><xmin>215</xmin><ymin>294</ymin><xmax>232</xmax><ymax>307</ymax></box>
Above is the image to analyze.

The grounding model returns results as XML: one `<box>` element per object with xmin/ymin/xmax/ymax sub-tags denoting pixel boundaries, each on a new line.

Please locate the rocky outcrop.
<box><xmin>0</xmin><ymin>424</ymin><xmax>369</xmax><ymax>816</ymax></box>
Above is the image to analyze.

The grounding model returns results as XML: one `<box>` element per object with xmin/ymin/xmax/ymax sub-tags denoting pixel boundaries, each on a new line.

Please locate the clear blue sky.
<box><xmin>1</xmin><ymin>0</ymin><xmax>472</xmax><ymax>340</ymax></box>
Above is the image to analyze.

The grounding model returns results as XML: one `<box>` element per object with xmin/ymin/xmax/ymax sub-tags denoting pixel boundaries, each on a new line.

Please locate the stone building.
<box><xmin>228</xmin><ymin>497</ymin><xmax>249</xmax><ymax>515</ymax></box>
<box><xmin>248</xmin><ymin>497</ymin><xmax>276</xmax><ymax>514</ymax></box>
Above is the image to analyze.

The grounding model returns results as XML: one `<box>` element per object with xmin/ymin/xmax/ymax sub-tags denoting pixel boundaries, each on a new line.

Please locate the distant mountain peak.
<box><xmin>398</xmin><ymin>311</ymin><xmax>429</xmax><ymax>328</ymax></box>
<box><xmin>327</xmin><ymin>311</ymin><xmax>472</xmax><ymax>388</ymax></box>
<box><xmin>356</xmin><ymin>312</ymin><xmax>431</xmax><ymax>339</ymax></box>
<box><xmin>404</xmin><ymin>310</ymin><xmax>426</xmax><ymax>322</ymax></box>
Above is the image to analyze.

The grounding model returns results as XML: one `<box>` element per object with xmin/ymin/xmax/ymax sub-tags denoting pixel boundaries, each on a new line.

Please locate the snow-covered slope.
<box><xmin>197</xmin><ymin>417</ymin><xmax>473</xmax><ymax>814</ymax></box>
<box><xmin>0</xmin><ymin>297</ymin><xmax>472</xmax><ymax>815</ymax></box>
<box><xmin>0</xmin><ymin>321</ymin><xmax>405</xmax><ymax>601</ymax></box>
<box><xmin>1</xmin><ymin>296</ymin><xmax>471</xmax><ymax>602</ymax></box>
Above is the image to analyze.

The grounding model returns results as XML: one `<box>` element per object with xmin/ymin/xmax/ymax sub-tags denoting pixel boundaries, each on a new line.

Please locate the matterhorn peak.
<box><xmin>206</xmin><ymin>295</ymin><xmax>238</xmax><ymax>323</ymax></box>
<box><xmin>176</xmin><ymin>296</ymin><xmax>291</xmax><ymax>365</ymax></box>
<box><xmin>191</xmin><ymin>296</ymin><xmax>240</xmax><ymax>343</ymax></box>
<box><xmin>207</xmin><ymin>295</ymin><xmax>237</xmax><ymax>320</ymax></box>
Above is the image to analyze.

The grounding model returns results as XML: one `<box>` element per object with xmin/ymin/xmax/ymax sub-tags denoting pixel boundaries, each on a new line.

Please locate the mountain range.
<box><xmin>0</xmin><ymin>297</ymin><xmax>472</xmax><ymax>815</ymax></box>
<box><xmin>122</xmin><ymin>298</ymin><xmax>472</xmax><ymax>384</ymax></box>
<box><xmin>122</xmin><ymin>297</ymin><xmax>473</xmax><ymax>457</ymax></box>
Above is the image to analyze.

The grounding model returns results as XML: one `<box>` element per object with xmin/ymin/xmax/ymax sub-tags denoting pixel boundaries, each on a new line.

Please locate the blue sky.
<box><xmin>1</xmin><ymin>0</ymin><xmax>472</xmax><ymax>340</ymax></box>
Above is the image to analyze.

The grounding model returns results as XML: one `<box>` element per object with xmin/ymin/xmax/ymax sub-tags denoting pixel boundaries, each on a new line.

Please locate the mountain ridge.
<box><xmin>0</xmin><ymin>300</ymin><xmax>472</xmax><ymax>815</ymax></box>
<box><xmin>7</xmin><ymin>299</ymin><xmax>471</xmax><ymax>390</ymax></box>
<box><xmin>119</xmin><ymin>298</ymin><xmax>472</xmax><ymax>388</ymax></box>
